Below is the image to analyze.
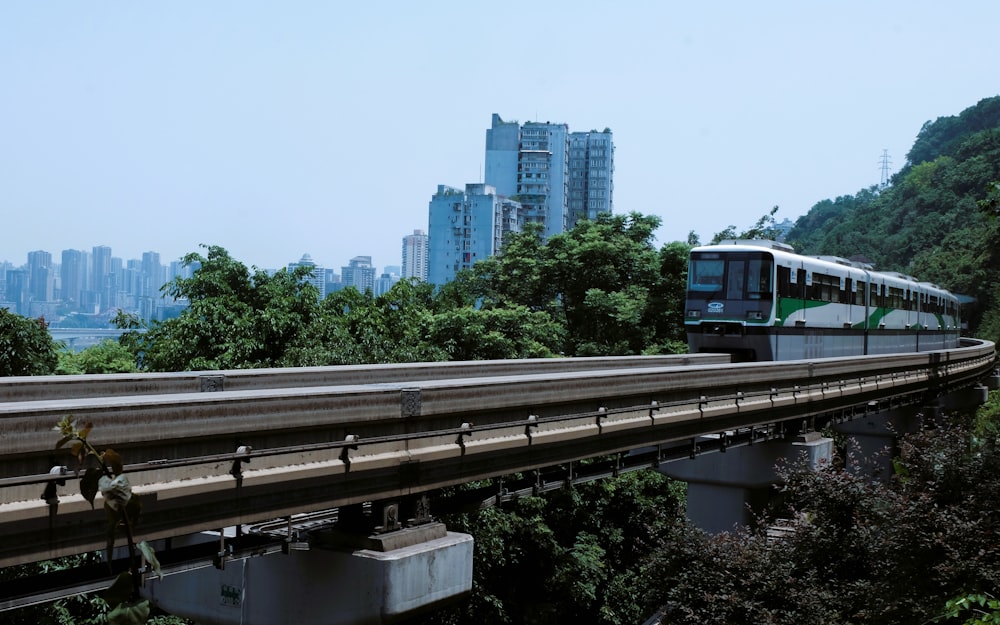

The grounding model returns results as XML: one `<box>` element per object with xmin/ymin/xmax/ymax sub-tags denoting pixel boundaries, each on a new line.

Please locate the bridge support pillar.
<box><xmin>658</xmin><ymin>434</ymin><xmax>833</xmax><ymax>534</ymax></box>
<box><xmin>143</xmin><ymin>523</ymin><xmax>473</xmax><ymax>625</ymax></box>
<box><xmin>836</xmin><ymin>384</ymin><xmax>990</xmax><ymax>480</ymax></box>
<box><xmin>834</xmin><ymin>405</ymin><xmax>922</xmax><ymax>479</ymax></box>
<box><xmin>983</xmin><ymin>368</ymin><xmax>1000</xmax><ymax>391</ymax></box>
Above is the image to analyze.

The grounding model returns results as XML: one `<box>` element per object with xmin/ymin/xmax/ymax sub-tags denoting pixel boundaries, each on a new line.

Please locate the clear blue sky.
<box><xmin>2</xmin><ymin>2</ymin><xmax>998</xmax><ymax>272</ymax></box>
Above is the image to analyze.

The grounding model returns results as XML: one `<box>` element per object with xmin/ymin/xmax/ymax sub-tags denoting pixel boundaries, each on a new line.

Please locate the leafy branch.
<box><xmin>52</xmin><ymin>416</ymin><xmax>161</xmax><ymax>625</ymax></box>
<box><xmin>936</xmin><ymin>593</ymin><xmax>1000</xmax><ymax>625</ymax></box>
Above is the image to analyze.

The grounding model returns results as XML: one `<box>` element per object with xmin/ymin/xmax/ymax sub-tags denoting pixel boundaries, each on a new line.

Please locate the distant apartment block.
<box><xmin>485</xmin><ymin>114</ymin><xmax>613</xmax><ymax>238</ymax></box>
<box><xmin>342</xmin><ymin>256</ymin><xmax>376</xmax><ymax>293</ymax></box>
<box><xmin>568</xmin><ymin>129</ymin><xmax>614</xmax><ymax>223</ymax></box>
<box><xmin>427</xmin><ymin>183</ymin><xmax>520</xmax><ymax>285</ymax></box>
<box><xmin>401</xmin><ymin>229</ymin><xmax>429</xmax><ymax>281</ymax></box>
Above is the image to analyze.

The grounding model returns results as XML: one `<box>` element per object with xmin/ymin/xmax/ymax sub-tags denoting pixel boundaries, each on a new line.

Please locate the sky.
<box><xmin>2</xmin><ymin>2</ymin><xmax>999</xmax><ymax>272</ymax></box>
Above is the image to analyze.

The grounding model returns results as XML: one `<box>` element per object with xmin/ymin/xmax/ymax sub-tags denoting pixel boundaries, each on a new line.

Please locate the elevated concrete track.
<box><xmin>0</xmin><ymin>344</ymin><xmax>994</xmax><ymax>569</ymax></box>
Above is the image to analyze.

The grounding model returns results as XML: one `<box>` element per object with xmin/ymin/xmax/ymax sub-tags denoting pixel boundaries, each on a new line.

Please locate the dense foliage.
<box><xmin>417</xmin><ymin>470</ymin><xmax>688</xmax><ymax>625</ymax></box>
<box><xmin>0</xmin><ymin>309</ymin><xmax>59</xmax><ymax>376</ymax></box>
<box><xmin>636</xmin><ymin>405</ymin><xmax>1000</xmax><ymax>625</ymax></box>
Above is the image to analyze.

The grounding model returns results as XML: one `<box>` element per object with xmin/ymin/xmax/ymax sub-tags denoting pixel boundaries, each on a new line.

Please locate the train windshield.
<box><xmin>688</xmin><ymin>251</ymin><xmax>773</xmax><ymax>300</ymax></box>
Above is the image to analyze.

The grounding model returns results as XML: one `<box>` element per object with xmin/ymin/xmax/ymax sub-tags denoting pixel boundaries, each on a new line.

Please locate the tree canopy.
<box><xmin>0</xmin><ymin>310</ymin><xmax>59</xmax><ymax>376</ymax></box>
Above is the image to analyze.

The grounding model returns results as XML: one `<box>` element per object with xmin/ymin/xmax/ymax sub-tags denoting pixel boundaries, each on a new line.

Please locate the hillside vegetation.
<box><xmin>786</xmin><ymin>95</ymin><xmax>1000</xmax><ymax>339</ymax></box>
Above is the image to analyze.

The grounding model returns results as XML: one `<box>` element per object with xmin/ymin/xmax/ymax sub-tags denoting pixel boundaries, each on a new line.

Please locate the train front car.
<box><xmin>685</xmin><ymin>241</ymin><xmax>780</xmax><ymax>361</ymax></box>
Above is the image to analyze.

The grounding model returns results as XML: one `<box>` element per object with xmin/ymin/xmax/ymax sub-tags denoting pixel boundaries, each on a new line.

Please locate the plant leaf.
<box><xmin>103</xmin><ymin>571</ymin><xmax>133</xmax><ymax>610</ymax></box>
<box><xmin>104</xmin><ymin>449</ymin><xmax>125</xmax><ymax>476</ymax></box>
<box><xmin>99</xmin><ymin>474</ymin><xmax>132</xmax><ymax>510</ymax></box>
<box><xmin>138</xmin><ymin>541</ymin><xmax>162</xmax><ymax>580</ymax></box>
<box><xmin>55</xmin><ymin>434</ymin><xmax>73</xmax><ymax>450</ymax></box>
<box><xmin>81</xmin><ymin>467</ymin><xmax>101</xmax><ymax>508</ymax></box>
<box><xmin>108</xmin><ymin>598</ymin><xmax>150</xmax><ymax>625</ymax></box>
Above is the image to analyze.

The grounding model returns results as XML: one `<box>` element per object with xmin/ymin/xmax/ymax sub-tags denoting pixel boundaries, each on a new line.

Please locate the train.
<box><xmin>685</xmin><ymin>240</ymin><xmax>961</xmax><ymax>361</ymax></box>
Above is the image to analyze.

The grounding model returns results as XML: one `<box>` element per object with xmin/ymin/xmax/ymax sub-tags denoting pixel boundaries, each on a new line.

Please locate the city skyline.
<box><xmin>3</xmin><ymin>3</ymin><xmax>1000</xmax><ymax>270</ymax></box>
<box><xmin>0</xmin><ymin>242</ymin><xmax>403</xmax><ymax>277</ymax></box>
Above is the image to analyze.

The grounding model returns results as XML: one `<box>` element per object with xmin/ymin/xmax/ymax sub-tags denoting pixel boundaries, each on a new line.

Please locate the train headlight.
<box><xmin>687</xmin><ymin>310</ymin><xmax>701</xmax><ymax>319</ymax></box>
<box><xmin>746</xmin><ymin>311</ymin><xmax>764</xmax><ymax>321</ymax></box>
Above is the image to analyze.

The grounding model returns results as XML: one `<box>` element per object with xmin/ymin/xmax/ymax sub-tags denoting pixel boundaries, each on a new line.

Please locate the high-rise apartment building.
<box><xmin>401</xmin><ymin>229</ymin><xmax>429</xmax><ymax>281</ymax></box>
<box><xmin>90</xmin><ymin>245</ymin><xmax>112</xmax><ymax>312</ymax></box>
<box><xmin>427</xmin><ymin>183</ymin><xmax>520</xmax><ymax>285</ymax></box>
<box><xmin>342</xmin><ymin>256</ymin><xmax>376</xmax><ymax>293</ymax></box>
<box><xmin>568</xmin><ymin>129</ymin><xmax>614</xmax><ymax>223</ymax></box>
<box><xmin>60</xmin><ymin>249</ymin><xmax>85</xmax><ymax>308</ymax></box>
<box><xmin>141</xmin><ymin>251</ymin><xmax>162</xmax><ymax>298</ymax></box>
<box><xmin>485</xmin><ymin>115</ymin><xmax>569</xmax><ymax>239</ymax></box>
<box><xmin>485</xmin><ymin>114</ymin><xmax>613</xmax><ymax>237</ymax></box>
<box><xmin>4</xmin><ymin>269</ymin><xmax>26</xmax><ymax>315</ymax></box>
<box><xmin>27</xmin><ymin>250</ymin><xmax>53</xmax><ymax>304</ymax></box>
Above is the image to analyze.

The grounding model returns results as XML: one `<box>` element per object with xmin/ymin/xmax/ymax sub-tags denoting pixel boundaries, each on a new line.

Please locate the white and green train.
<box><xmin>685</xmin><ymin>240</ymin><xmax>961</xmax><ymax>361</ymax></box>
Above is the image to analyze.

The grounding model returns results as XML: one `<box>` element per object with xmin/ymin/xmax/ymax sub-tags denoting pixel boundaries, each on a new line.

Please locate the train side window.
<box><xmin>887</xmin><ymin>286</ymin><xmax>902</xmax><ymax>309</ymax></box>
<box><xmin>778</xmin><ymin>266</ymin><xmax>793</xmax><ymax>298</ymax></box>
<box><xmin>811</xmin><ymin>272</ymin><xmax>836</xmax><ymax>302</ymax></box>
<box><xmin>843</xmin><ymin>278</ymin><xmax>852</xmax><ymax>304</ymax></box>
<box><xmin>857</xmin><ymin>281</ymin><xmax>866</xmax><ymax>306</ymax></box>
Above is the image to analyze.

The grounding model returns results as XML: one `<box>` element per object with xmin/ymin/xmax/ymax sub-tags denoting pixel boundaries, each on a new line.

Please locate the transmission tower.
<box><xmin>879</xmin><ymin>149</ymin><xmax>893</xmax><ymax>188</ymax></box>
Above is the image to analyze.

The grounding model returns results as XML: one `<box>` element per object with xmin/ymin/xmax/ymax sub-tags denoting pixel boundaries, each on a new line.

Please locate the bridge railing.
<box><xmin>0</xmin><ymin>342</ymin><xmax>994</xmax><ymax>567</ymax></box>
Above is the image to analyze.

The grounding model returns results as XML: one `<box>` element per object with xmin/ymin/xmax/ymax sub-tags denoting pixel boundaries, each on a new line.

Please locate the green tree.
<box><xmin>426</xmin><ymin>469</ymin><xmax>686</xmax><ymax>625</ymax></box>
<box><xmin>283</xmin><ymin>280</ymin><xmax>447</xmax><ymax>366</ymax></box>
<box><xmin>645</xmin><ymin>240</ymin><xmax>693</xmax><ymax>354</ymax></box>
<box><xmin>57</xmin><ymin>339</ymin><xmax>139</xmax><ymax>374</ymax></box>
<box><xmin>709</xmin><ymin>205</ymin><xmax>781</xmax><ymax>244</ymax></box>
<box><xmin>132</xmin><ymin>245</ymin><xmax>320</xmax><ymax>371</ymax></box>
<box><xmin>0</xmin><ymin>309</ymin><xmax>59</xmax><ymax>376</ymax></box>
<box><xmin>472</xmin><ymin>223</ymin><xmax>554</xmax><ymax>311</ymax></box>
<box><xmin>427</xmin><ymin>305</ymin><xmax>564</xmax><ymax>360</ymax></box>
<box><xmin>541</xmin><ymin>212</ymin><xmax>663</xmax><ymax>356</ymax></box>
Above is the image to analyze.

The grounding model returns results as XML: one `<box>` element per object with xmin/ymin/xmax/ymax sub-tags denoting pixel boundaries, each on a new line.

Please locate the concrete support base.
<box><xmin>659</xmin><ymin>434</ymin><xmax>833</xmax><ymax>533</ymax></box>
<box><xmin>143</xmin><ymin>523</ymin><xmax>473</xmax><ymax>625</ymax></box>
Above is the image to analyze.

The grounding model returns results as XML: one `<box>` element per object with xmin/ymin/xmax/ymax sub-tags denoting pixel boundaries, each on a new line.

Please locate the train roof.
<box><xmin>713</xmin><ymin>239</ymin><xmax>796</xmax><ymax>253</ymax></box>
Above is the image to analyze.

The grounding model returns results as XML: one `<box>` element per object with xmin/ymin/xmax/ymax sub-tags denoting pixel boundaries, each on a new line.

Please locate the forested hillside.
<box><xmin>786</xmin><ymin>95</ymin><xmax>1000</xmax><ymax>338</ymax></box>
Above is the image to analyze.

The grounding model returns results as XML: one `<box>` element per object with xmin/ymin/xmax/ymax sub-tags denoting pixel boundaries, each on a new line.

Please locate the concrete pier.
<box><xmin>143</xmin><ymin>523</ymin><xmax>473</xmax><ymax>625</ymax></box>
<box><xmin>659</xmin><ymin>434</ymin><xmax>833</xmax><ymax>533</ymax></box>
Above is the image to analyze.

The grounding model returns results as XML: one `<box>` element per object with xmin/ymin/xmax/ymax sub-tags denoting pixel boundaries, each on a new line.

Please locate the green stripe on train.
<box><xmin>775</xmin><ymin>298</ymin><xmax>831</xmax><ymax>327</ymax></box>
